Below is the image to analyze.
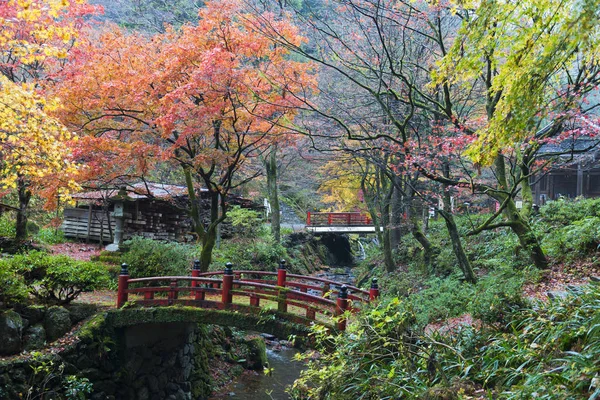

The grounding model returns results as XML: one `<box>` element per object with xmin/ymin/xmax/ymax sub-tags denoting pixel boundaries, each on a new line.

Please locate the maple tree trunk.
<box><xmin>405</xmin><ymin>185</ymin><xmax>437</xmax><ymax>269</ymax></box>
<box><xmin>15</xmin><ymin>177</ymin><xmax>31</xmax><ymax>242</ymax></box>
<box><xmin>439</xmin><ymin>209</ymin><xmax>476</xmax><ymax>283</ymax></box>
<box><xmin>266</xmin><ymin>145</ymin><xmax>280</xmax><ymax>243</ymax></box>
<box><xmin>440</xmin><ymin>163</ymin><xmax>476</xmax><ymax>283</ymax></box>
<box><xmin>390</xmin><ymin>177</ymin><xmax>403</xmax><ymax>249</ymax></box>
<box><xmin>381</xmin><ymin>176</ymin><xmax>395</xmax><ymax>273</ymax></box>
<box><xmin>494</xmin><ymin>156</ymin><xmax>548</xmax><ymax>269</ymax></box>
<box><xmin>200</xmin><ymin>227</ymin><xmax>217</xmax><ymax>273</ymax></box>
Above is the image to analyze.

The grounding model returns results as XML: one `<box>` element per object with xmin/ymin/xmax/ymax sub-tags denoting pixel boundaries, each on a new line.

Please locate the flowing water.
<box><xmin>210</xmin><ymin>270</ymin><xmax>357</xmax><ymax>399</ymax></box>
<box><xmin>210</xmin><ymin>348</ymin><xmax>303</xmax><ymax>399</ymax></box>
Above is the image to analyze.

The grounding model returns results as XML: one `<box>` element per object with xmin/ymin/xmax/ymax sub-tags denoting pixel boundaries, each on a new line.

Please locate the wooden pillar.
<box><xmin>116</xmin><ymin>263</ymin><xmax>129</xmax><ymax>308</ymax></box>
<box><xmin>306</xmin><ymin>212</ymin><xmax>311</xmax><ymax>226</ymax></box>
<box><xmin>577</xmin><ymin>163</ymin><xmax>584</xmax><ymax>197</ymax></box>
<box><xmin>222</xmin><ymin>262</ymin><xmax>234</xmax><ymax>304</ymax></box>
<box><xmin>250</xmin><ymin>294</ymin><xmax>260</xmax><ymax>307</ymax></box>
<box><xmin>369</xmin><ymin>278</ymin><xmax>380</xmax><ymax>301</ymax></box>
<box><xmin>336</xmin><ymin>285</ymin><xmax>349</xmax><ymax>331</ymax></box>
<box><xmin>86</xmin><ymin>204</ymin><xmax>92</xmax><ymax>244</ymax></box>
<box><xmin>168</xmin><ymin>280</ymin><xmax>178</xmax><ymax>305</ymax></box>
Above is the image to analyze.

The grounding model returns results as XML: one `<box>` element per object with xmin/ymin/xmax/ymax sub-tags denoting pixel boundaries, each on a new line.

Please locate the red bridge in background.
<box><xmin>117</xmin><ymin>260</ymin><xmax>379</xmax><ymax>331</ymax></box>
<box><xmin>305</xmin><ymin>212</ymin><xmax>379</xmax><ymax>234</ymax></box>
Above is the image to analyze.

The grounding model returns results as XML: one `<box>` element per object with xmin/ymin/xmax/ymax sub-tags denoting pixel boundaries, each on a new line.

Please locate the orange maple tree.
<box><xmin>55</xmin><ymin>0</ymin><xmax>315</xmax><ymax>270</ymax></box>
<box><xmin>0</xmin><ymin>0</ymin><xmax>101</xmax><ymax>240</ymax></box>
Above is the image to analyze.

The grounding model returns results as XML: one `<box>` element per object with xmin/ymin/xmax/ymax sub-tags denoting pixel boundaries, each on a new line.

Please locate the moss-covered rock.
<box><xmin>67</xmin><ymin>303</ymin><xmax>98</xmax><ymax>324</ymax></box>
<box><xmin>0</xmin><ymin>310</ymin><xmax>23</xmax><ymax>355</ymax></box>
<box><xmin>17</xmin><ymin>305</ymin><xmax>45</xmax><ymax>325</ymax></box>
<box><xmin>22</xmin><ymin>324</ymin><xmax>46</xmax><ymax>351</ymax></box>
<box><xmin>244</xmin><ymin>336</ymin><xmax>267</xmax><ymax>370</ymax></box>
<box><xmin>44</xmin><ymin>306</ymin><xmax>71</xmax><ymax>342</ymax></box>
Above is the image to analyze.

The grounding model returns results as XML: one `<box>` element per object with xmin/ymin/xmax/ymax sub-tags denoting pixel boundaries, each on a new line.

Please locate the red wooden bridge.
<box><xmin>305</xmin><ymin>212</ymin><xmax>380</xmax><ymax>233</ymax></box>
<box><xmin>117</xmin><ymin>260</ymin><xmax>380</xmax><ymax>331</ymax></box>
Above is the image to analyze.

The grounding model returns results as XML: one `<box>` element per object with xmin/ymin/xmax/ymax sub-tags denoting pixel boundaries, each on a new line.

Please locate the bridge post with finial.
<box><xmin>277</xmin><ymin>259</ymin><xmax>287</xmax><ymax>287</ymax></box>
<box><xmin>191</xmin><ymin>260</ymin><xmax>200</xmax><ymax>287</ymax></box>
<box><xmin>191</xmin><ymin>260</ymin><xmax>204</xmax><ymax>301</ymax></box>
<box><xmin>117</xmin><ymin>263</ymin><xmax>129</xmax><ymax>308</ymax></box>
<box><xmin>336</xmin><ymin>285</ymin><xmax>349</xmax><ymax>331</ymax></box>
<box><xmin>277</xmin><ymin>260</ymin><xmax>288</xmax><ymax>312</ymax></box>
<box><xmin>222</xmin><ymin>262</ymin><xmax>234</xmax><ymax>305</ymax></box>
<box><xmin>369</xmin><ymin>278</ymin><xmax>380</xmax><ymax>301</ymax></box>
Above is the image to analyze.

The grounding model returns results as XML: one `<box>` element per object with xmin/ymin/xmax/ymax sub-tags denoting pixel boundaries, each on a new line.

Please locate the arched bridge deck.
<box><xmin>117</xmin><ymin>261</ymin><xmax>380</xmax><ymax>331</ymax></box>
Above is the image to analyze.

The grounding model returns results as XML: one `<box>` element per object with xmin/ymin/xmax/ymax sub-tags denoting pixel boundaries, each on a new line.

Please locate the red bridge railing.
<box><xmin>117</xmin><ymin>260</ymin><xmax>380</xmax><ymax>331</ymax></box>
<box><xmin>306</xmin><ymin>212</ymin><xmax>372</xmax><ymax>226</ymax></box>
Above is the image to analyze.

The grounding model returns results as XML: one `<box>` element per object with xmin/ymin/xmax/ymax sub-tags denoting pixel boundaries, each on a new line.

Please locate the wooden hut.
<box><xmin>62</xmin><ymin>182</ymin><xmax>259</xmax><ymax>243</ymax></box>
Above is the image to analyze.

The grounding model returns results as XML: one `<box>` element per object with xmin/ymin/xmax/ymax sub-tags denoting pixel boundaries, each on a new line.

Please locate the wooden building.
<box><xmin>530</xmin><ymin>140</ymin><xmax>600</xmax><ymax>205</ymax></box>
<box><xmin>62</xmin><ymin>182</ymin><xmax>259</xmax><ymax>243</ymax></box>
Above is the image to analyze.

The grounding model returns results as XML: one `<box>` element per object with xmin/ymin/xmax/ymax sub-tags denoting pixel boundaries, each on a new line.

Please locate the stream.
<box><xmin>210</xmin><ymin>268</ymin><xmax>357</xmax><ymax>399</ymax></box>
<box><xmin>209</xmin><ymin>348</ymin><xmax>303</xmax><ymax>399</ymax></box>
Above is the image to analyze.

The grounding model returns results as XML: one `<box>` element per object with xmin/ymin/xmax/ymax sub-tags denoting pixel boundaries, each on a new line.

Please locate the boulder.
<box><xmin>67</xmin><ymin>303</ymin><xmax>97</xmax><ymax>324</ymax></box>
<box><xmin>23</xmin><ymin>324</ymin><xmax>46</xmax><ymax>351</ymax></box>
<box><xmin>244</xmin><ymin>336</ymin><xmax>268</xmax><ymax>370</ymax></box>
<box><xmin>44</xmin><ymin>306</ymin><xmax>72</xmax><ymax>342</ymax></box>
<box><xmin>0</xmin><ymin>310</ymin><xmax>23</xmax><ymax>355</ymax></box>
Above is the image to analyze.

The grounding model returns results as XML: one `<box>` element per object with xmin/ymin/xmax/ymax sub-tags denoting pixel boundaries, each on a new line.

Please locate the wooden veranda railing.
<box><xmin>116</xmin><ymin>260</ymin><xmax>380</xmax><ymax>331</ymax></box>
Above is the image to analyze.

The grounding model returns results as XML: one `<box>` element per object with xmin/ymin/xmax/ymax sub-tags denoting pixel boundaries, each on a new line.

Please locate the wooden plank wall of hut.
<box><xmin>122</xmin><ymin>200</ymin><xmax>191</xmax><ymax>241</ymax></box>
<box><xmin>63</xmin><ymin>207</ymin><xmax>115</xmax><ymax>242</ymax></box>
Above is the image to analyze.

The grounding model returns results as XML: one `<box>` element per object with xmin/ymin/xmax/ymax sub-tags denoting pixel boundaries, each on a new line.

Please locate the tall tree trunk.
<box><xmin>381</xmin><ymin>181</ymin><xmax>395</xmax><ymax>273</ymax></box>
<box><xmin>439</xmin><ymin>207</ymin><xmax>476</xmax><ymax>283</ymax></box>
<box><xmin>198</xmin><ymin>191</ymin><xmax>220</xmax><ymax>272</ymax></box>
<box><xmin>15</xmin><ymin>177</ymin><xmax>31</xmax><ymax>241</ymax></box>
<box><xmin>390</xmin><ymin>176</ymin><xmax>403</xmax><ymax>249</ymax></box>
<box><xmin>495</xmin><ymin>155</ymin><xmax>548</xmax><ymax>269</ymax></box>
<box><xmin>266</xmin><ymin>145</ymin><xmax>281</xmax><ymax>243</ymax></box>
<box><xmin>405</xmin><ymin>184</ymin><xmax>437</xmax><ymax>269</ymax></box>
<box><xmin>441</xmin><ymin>164</ymin><xmax>476</xmax><ymax>283</ymax></box>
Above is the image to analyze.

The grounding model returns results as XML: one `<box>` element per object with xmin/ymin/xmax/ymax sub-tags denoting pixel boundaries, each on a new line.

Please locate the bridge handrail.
<box><xmin>117</xmin><ymin>262</ymin><xmax>381</xmax><ymax>331</ymax></box>
<box><xmin>195</xmin><ymin>270</ymin><xmax>370</xmax><ymax>298</ymax></box>
<box><xmin>306</xmin><ymin>212</ymin><xmax>372</xmax><ymax>226</ymax></box>
<box><xmin>231</xmin><ymin>280</ymin><xmax>338</xmax><ymax>308</ymax></box>
<box><xmin>125</xmin><ymin>276</ymin><xmax>339</xmax><ymax>309</ymax></box>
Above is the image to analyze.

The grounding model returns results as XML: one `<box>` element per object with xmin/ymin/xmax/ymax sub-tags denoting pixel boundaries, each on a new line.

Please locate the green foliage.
<box><xmin>467</xmin><ymin>268</ymin><xmax>528</xmax><ymax>325</ymax></box>
<box><xmin>538</xmin><ymin>197</ymin><xmax>600</xmax><ymax>225</ymax></box>
<box><xmin>212</xmin><ymin>236</ymin><xmax>292</xmax><ymax>272</ymax></box>
<box><xmin>0</xmin><ymin>213</ymin><xmax>15</xmax><ymax>237</ymax></box>
<box><xmin>0</xmin><ymin>263</ymin><xmax>29</xmax><ymax>308</ymax></box>
<box><xmin>292</xmin><ymin>281</ymin><xmax>600</xmax><ymax>399</ymax></box>
<box><xmin>63</xmin><ymin>376</ymin><xmax>93</xmax><ymax>400</ymax></box>
<box><xmin>120</xmin><ymin>236</ymin><xmax>196</xmax><ymax>278</ymax></box>
<box><xmin>1</xmin><ymin>251</ymin><xmax>110</xmax><ymax>304</ymax></box>
<box><xmin>227</xmin><ymin>205</ymin><xmax>263</xmax><ymax>239</ymax></box>
<box><xmin>536</xmin><ymin>198</ymin><xmax>600</xmax><ymax>261</ymax></box>
<box><xmin>410</xmin><ymin>276</ymin><xmax>474</xmax><ymax>326</ymax></box>
<box><xmin>34</xmin><ymin>228</ymin><xmax>66</xmax><ymax>245</ymax></box>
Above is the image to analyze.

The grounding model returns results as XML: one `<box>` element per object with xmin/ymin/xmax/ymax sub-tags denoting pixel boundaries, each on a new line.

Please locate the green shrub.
<box><xmin>3</xmin><ymin>251</ymin><xmax>110</xmax><ymax>304</ymax></box>
<box><xmin>211</xmin><ymin>237</ymin><xmax>290</xmax><ymax>272</ymax></box>
<box><xmin>120</xmin><ymin>236</ymin><xmax>196</xmax><ymax>278</ymax></box>
<box><xmin>227</xmin><ymin>206</ymin><xmax>264</xmax><ymax>239</ymax></box>
<box><xmin>0</xmin><ymin>214</ymin><xmax>15</xmax><ymax>237</ymax></box>
<box><xmin>35</xmin><ymin>228</ymin><xmax>66</xmax><ymax>245</ymax></box>
<box><xmin>0</xmin><ymin>263</ymin><xmax>29</xmax><ymax>307</ymax></box>
<box><xmin>538</xmin><ymin>197</ymin><xmax>600</xmax><ymax>225</ymax></box>
<box><xmin>410</xmin><ymin>276</ymin><xmax>475</xmax><ymax>326</ymax></box>
<box><xmin>291</xmin><ymin>280</ymin><xmax>600</xmax><ymax>399</ymax></box>
<box><xmin>542</xmin><ymin>216</ymin><xmax>600</xmax><ymax>260</ymax></box>
<box><xmin>467</xmin><ymin>269</ymin><xmax>528</xmax><ymax>325</ymax></box>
